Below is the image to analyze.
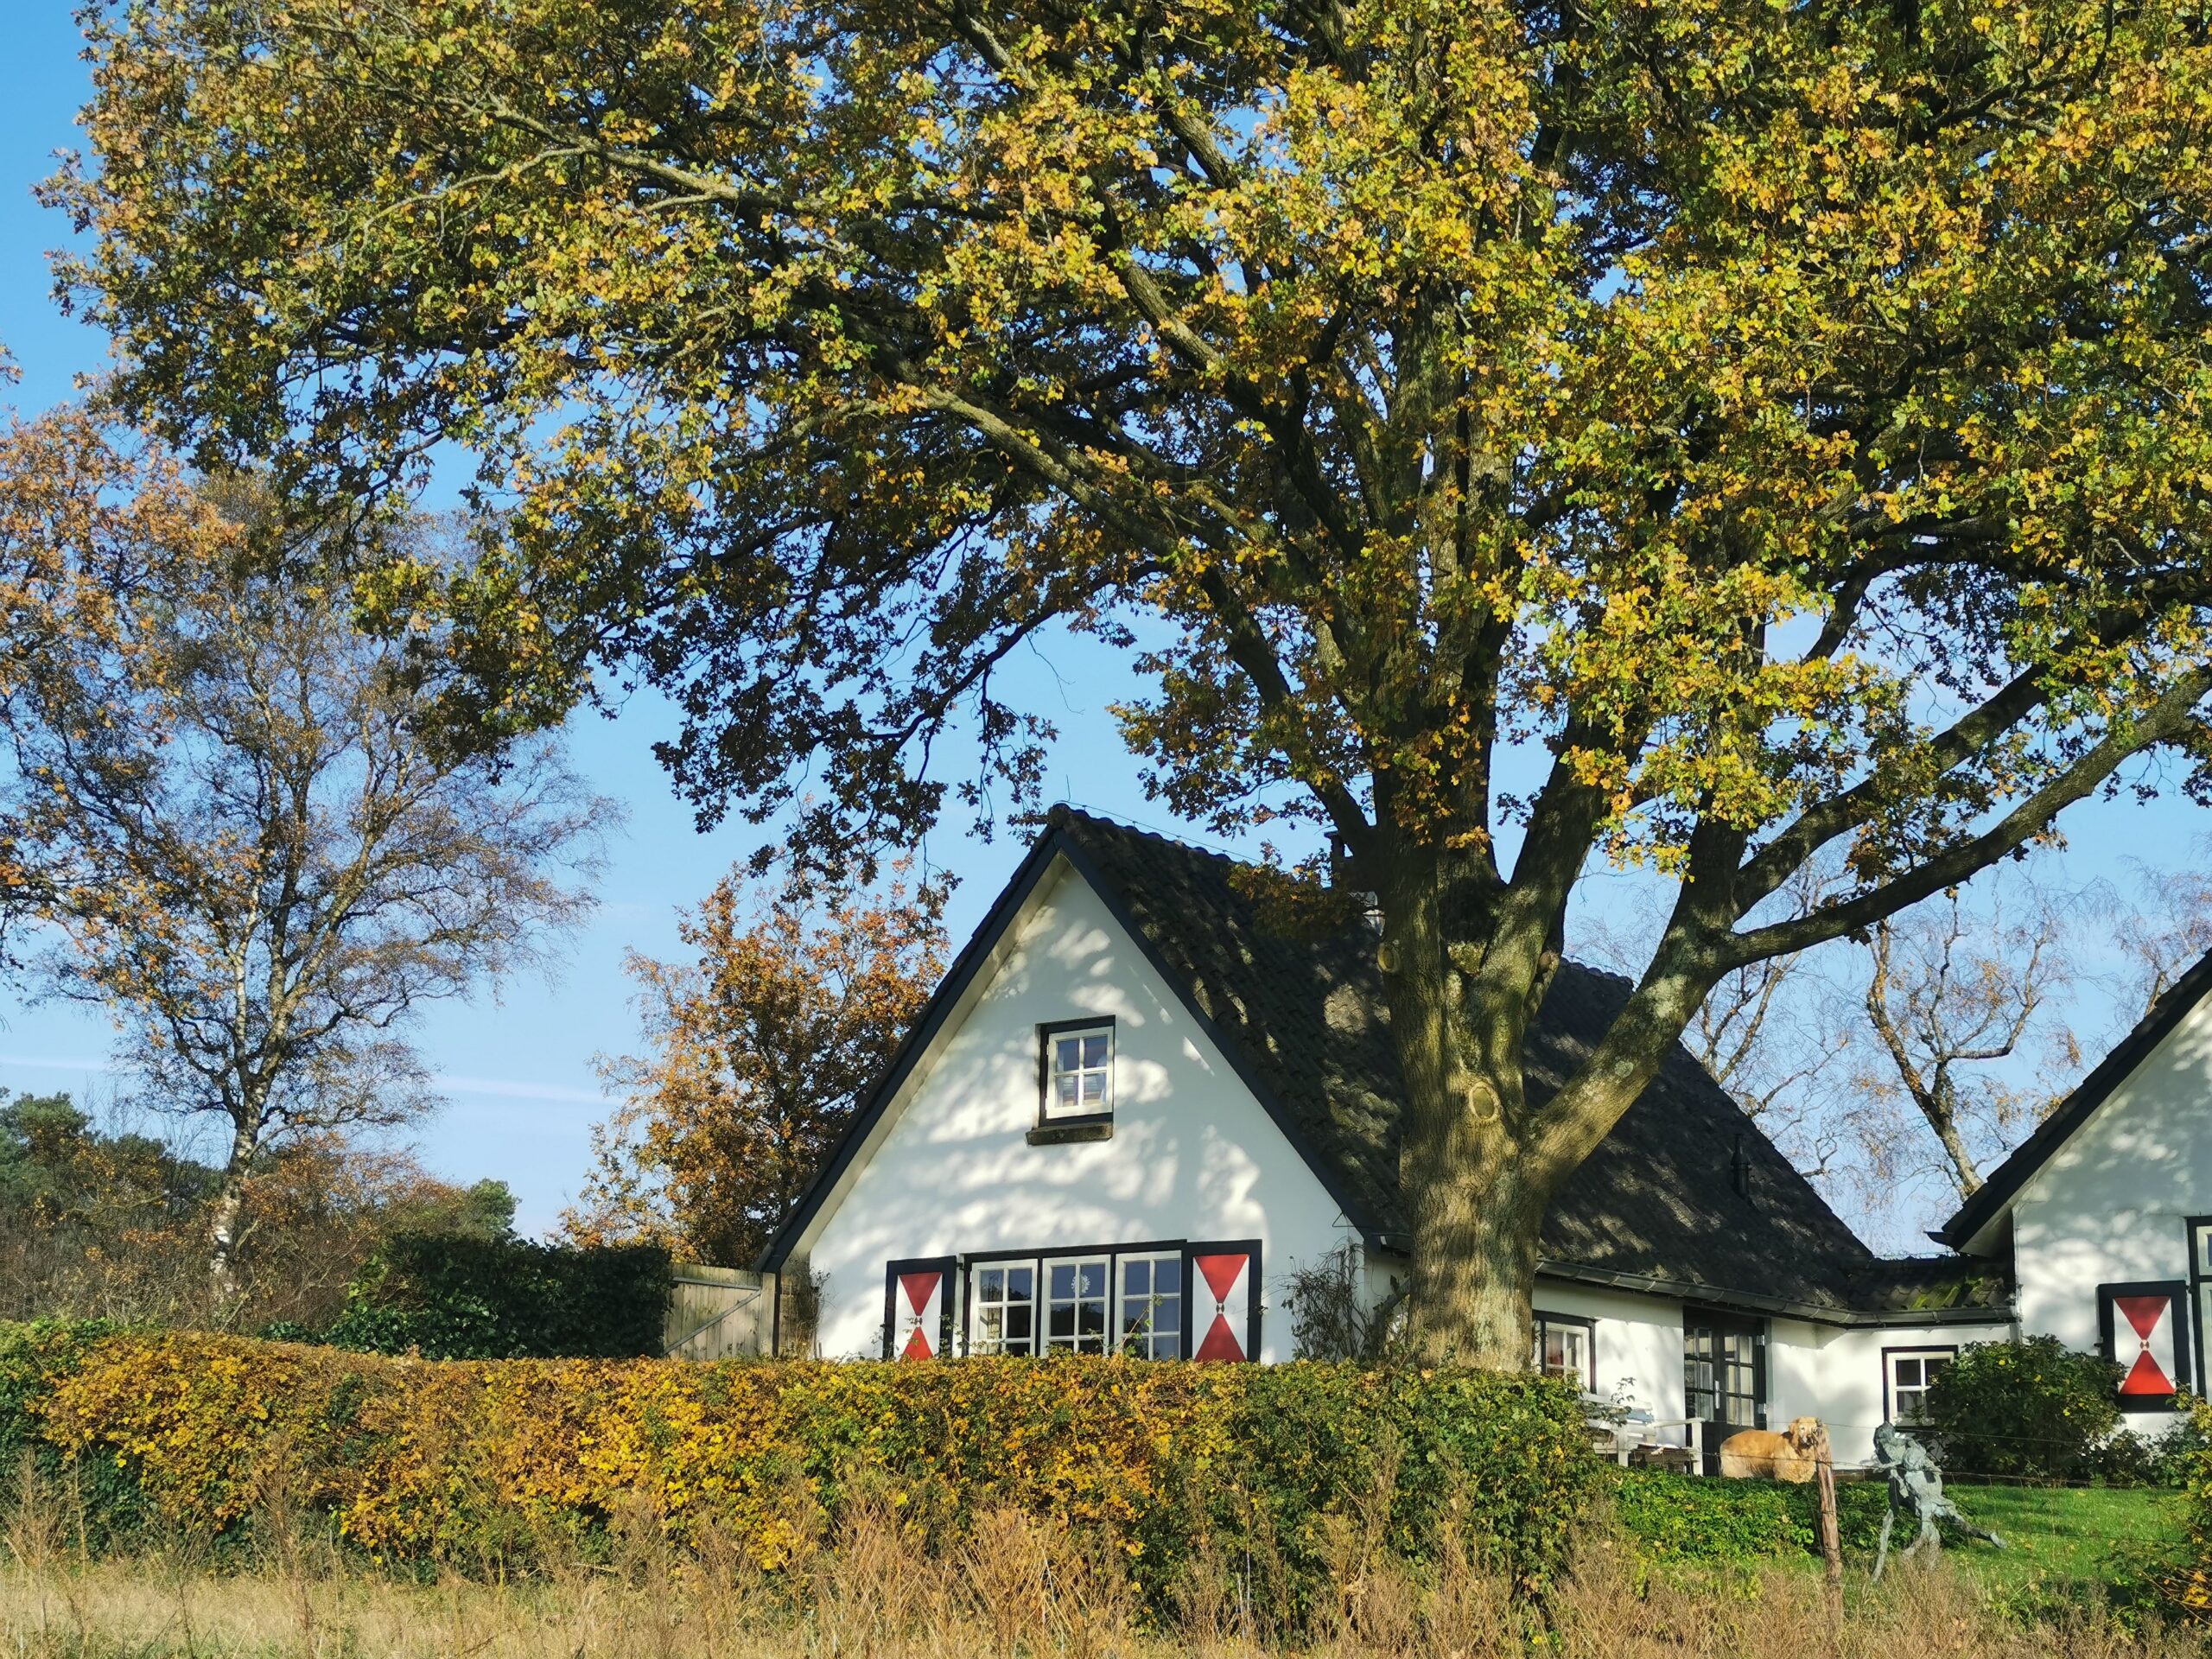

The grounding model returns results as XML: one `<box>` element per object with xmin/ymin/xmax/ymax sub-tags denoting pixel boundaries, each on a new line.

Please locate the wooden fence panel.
<box><xmin>663</xmin><ymin>1263</ymin><xmax>774</xmax><ymax>1359</ymax></box>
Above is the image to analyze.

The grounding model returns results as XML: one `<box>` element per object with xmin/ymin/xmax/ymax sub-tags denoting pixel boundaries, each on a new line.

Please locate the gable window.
<box><xmin>969</xmin><ymin>1262</ymin><xmax>1037</xmax><ymax>1356</ymax></box>
<box><xmin>1040</xmin><ymin>1020</ymin><xmax>1115</xmax><ymax>1122</ymax></box>
<box><xmin>1531</xmin><ymin>1312</ymin><xmax>1596</xmax><ymax>1389</ymax></box>
<box><xmin>1117</xmin><ymin>1253</ymin><xmax>1184</xmax><ymax>1359</ymax></box>
<box><xmin>1884</xmin><ymin>1347</ymin><xmax>1955</xmax><ymax>1425</ymax></box>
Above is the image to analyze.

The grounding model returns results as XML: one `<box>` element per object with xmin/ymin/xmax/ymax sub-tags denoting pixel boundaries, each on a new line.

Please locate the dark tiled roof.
<box><xmin>1842</xmin><ymin>1255</ymin><xmax>2015</xmax><ymax>1314</ymax></box>
<box><xmin>1052</xmin><ymin>809</ymin><xmax>1884</xmax><ymax>1313</ymax></box>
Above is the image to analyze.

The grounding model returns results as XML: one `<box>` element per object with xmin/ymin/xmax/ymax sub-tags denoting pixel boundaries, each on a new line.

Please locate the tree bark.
<box><xmin>207</xmin><ymin>1114</ymin><xmax>262</xmax><ymax>1302</ymax></box>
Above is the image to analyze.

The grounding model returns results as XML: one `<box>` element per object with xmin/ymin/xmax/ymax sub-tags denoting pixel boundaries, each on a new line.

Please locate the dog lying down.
<box><xmin>1717</xmin><ymin>1417</ymin><xmax>1826</xmax><ymax>1482</ymax></box>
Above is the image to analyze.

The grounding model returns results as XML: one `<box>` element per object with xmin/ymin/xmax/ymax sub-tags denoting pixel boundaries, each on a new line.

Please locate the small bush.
<box><xmin>1919</xmin><ymin>1336</ymin><xmax>2125</xmax><ymax>1481</ymax></box>
<box><xmin>1611</xmin><ymin>1468</ymin><xmax>1887</xmax><ymax>1564</ymax></box>
<box><xmin>316</xmin><ymin>1234</ymin><xmax>672</xmax><ymax>1359</ymax></box>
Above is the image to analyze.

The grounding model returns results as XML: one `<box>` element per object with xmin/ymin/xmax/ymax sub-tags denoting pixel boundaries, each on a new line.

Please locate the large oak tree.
<box><xmin>52</xmin><ymin>0</ymin><xmax>2212</xmax><ymax>1361</ymax></box>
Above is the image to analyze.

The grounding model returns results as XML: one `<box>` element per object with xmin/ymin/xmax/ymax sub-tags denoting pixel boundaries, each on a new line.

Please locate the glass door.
<box><xmin>1684</xmin><ymin>1311</ymin><xmax>1765</xmax><ymax>1470</ymax></box>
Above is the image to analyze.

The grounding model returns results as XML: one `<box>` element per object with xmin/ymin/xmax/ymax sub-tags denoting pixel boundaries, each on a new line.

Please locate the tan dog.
<box><xmin>1717</xmin><ymin>1416</ymin><xmax>1826</xmax><ymax>1483</ymax></box>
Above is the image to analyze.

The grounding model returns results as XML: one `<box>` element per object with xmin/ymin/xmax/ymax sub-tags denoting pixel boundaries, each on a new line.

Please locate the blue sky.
<box><xmin>0</xmin><ymin>8</ymin><xmax>2203</xmax><ymax>1247</ymax></box>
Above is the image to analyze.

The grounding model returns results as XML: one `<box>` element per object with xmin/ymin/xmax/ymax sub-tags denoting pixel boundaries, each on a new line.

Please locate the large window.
<box><xmin>1039</xmin><ymin>1020</ymin><xmax>1115</xmax><ymax>1122</ymax></box>
<box><xmin>1117</xmin><ymin>1253</ymin><xmax>1184</xmax><ymax>1359</ymax></box>
<box><xmin>1531</xmin><ymin>1312</ymin><xmax>1595</xmax><ymax>1389</ymax></box>
<box><xmin>962</xmin><ymin>1241</ymin><xmax>1251</xmax><ymax>1360</ymax></box>
<box><xmin>1684</xmin><ymin>1313</ymin><xmax>1764</xmax><ymax>1429</ymax></box>
<box><xmin>969</xmin><ymin>1262</ymin><xmax>1037</xmax><ymax>1356</ymax></box>
<box><xmin>1884</xmin><ymin>1347</ymin><xmax>1954</xmax><ymax>1425</ymax></box>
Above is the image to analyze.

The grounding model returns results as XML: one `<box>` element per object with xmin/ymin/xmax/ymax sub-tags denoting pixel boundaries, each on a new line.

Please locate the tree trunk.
<box><xmin>207</xmin><ymin>1116</ymin><xmax>262</xmax><ymax>1303</ymax></box>
<box><xmin>1402</xmin><ymin>1100</ymin><xmax>1548</xmax><ymax>1368</ymax></box>
<box><xmin>1382</xmin><ymin>855</ymin><xmax>1555</xmax><ymax>1370</ymax></box>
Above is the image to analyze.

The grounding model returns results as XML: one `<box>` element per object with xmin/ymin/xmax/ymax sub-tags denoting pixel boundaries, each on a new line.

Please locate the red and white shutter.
<box><xmin>1186</xmin><ymin>1240</ymin><xmax>1261</xmax><ymax>1363</ymax></box>
<box><xmin>2100</xmin><ymin>1282</ymin><xmax>2191</xmax><ymax>1408</ymax></box>
<box><xmin>884</xmin><ymin>1257</ymin><xmax>956</xmax><ymax>1360</ymax></box>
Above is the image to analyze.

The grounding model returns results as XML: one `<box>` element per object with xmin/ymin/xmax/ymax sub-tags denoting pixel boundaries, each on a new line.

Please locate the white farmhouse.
<box><xmin>761</xmin><ymin>808</ymin><xmax>2189</xmax><ymax>1465</ymax></box>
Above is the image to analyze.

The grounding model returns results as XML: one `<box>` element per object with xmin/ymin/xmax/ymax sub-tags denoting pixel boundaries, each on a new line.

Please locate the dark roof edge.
<box><xmin>756</xmin><ymin>826</ymin><xmax>1071</xmax><ymax>1271</ymax></box>
<box><xmin>1532</xmin><ymin>1260</ymin><xmax>2018</xmax><ymax>1328</ymax></box>
<box><xmin>1936</xmin><ymin>942</ymin><xmax>2212</xmax><ymax>1249</ymax></box>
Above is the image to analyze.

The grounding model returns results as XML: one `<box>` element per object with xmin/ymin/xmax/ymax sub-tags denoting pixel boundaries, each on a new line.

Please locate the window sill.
<box><xmin>1027</xmin><ymin>1119</ymin><xmax>1114</xmax><ymax>1146</ymax></box>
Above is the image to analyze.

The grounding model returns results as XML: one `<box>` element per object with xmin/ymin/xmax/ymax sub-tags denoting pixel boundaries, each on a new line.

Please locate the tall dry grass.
<box><xmin>0</xmin><ymin>1462</ymin><xmax>2191</xmax><ymax>1659</ymax></box>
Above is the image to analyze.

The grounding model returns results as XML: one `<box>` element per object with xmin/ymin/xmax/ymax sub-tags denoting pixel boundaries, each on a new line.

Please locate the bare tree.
<box><xmin>2108</xmin><ymin>846</ymin><xmax>2212</xmax><ymax>1018</ymax></box>
<box><xmin>1848</xmin><ymin>885</ymin><xmax>2080</xmax><ymax>1203</ymax></box>
<box><xmin>0</xmin><ymin>416</ymin><xmax>613</xmax><ymax>1296</ymax></box>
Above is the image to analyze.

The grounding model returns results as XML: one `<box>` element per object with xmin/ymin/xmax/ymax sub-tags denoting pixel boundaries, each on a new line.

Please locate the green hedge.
<box><xmin>1611</xmin><ymin>1468</ymin><xmax>1891</xmax><ymax>1564</ymax></box>
<box><xmin>296</xmin><ymin>1234</ymin><xmax>673</xmax><ymax>1359</ymax></box>
<box><xmin>0</xmin><ymin>1325</ymin><xmax>1603</xmax><ymax>1626</ymax></box>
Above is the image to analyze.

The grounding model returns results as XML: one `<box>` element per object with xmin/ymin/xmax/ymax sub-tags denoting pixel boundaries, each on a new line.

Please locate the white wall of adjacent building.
<box><xmin>1982</xmin><ymin>988</ymin><xmax>2212</xmax><ymax>1433</ymax></box>
<box><xmin>794</xmin><ymin>855</ymin><xmax>1361</xmax><ymax>1362</ymax></box>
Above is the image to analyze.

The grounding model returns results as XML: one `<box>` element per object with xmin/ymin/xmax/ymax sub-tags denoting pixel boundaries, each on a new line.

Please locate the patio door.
<box><xmin>1683</xmin><ymin>1310</ymin><xmax>1765</xmax><ymax>1471</ymax></box>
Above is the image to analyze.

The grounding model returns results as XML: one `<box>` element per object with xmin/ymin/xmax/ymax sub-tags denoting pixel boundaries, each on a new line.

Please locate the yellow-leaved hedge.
<box><xmin>0</xmin><ymin>1324</ymin><xmax>1600</xmax><ymax>1619</ymax></box>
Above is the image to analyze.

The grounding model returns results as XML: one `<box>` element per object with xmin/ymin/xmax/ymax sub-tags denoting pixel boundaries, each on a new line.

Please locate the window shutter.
<box><xmin>1185</xmin><ymin>1240</ymin><xmax>1262</xmax><ymax>1363</ymax></box>
<box><xmin>884</xmin><ymin>1257</ymin><xmax>956</xmax><ymax>1360</ymax></box>
<box><xmin>2098</xmin><ymin>1281</ymin><xmax>2191</xmax><ymax>1408</ymax></box>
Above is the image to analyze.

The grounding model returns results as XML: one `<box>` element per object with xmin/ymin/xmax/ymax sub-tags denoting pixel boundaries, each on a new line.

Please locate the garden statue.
<box><xmin>1870</xmin><ymin>1421</ymin><xmax>2003</xmax><ymax>1579</ymax></box>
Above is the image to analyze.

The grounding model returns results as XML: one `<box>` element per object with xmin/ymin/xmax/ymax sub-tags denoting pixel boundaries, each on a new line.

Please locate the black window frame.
<box><xmin>957</xmin><ymin>1237</ymin><xmax>1259</xmax><ymax>1361</ymax></box>
<box><xmin>1036</xmin><ymin>1017</ymin><xmax>1116</xmax><ymax>1129</ymax></box>
<box><xmin>1531</xmin><ymin>1310</ymin><xmax>1598</xmax><ymax>1390</ymax></box>
<box><xmin>1682</xmin><ymin>1306</ymin><xmax>1766</xmax><ymax>1432</ymax></box>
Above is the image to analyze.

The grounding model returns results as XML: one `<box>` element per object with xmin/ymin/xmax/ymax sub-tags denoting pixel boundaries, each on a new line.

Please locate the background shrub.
<box><xmin>312</xmin><ymin>1234</ymin><xmax>672</xmax><ymax>1359</ymax></box>
<box><xmin>1918</xmin><ymin>1336</ymin><xmax>2124</xmax><ymax>1480</ymax></box>
<box><xmin>1610</xmin><ymin>1469</ymin><xmax>1888</xmax><ymax>1564</ymax></box>
<box><xmin>0</xmin><ymin>1324</ymin><xmax>1600</xmax><ymax>1626</ymax></box>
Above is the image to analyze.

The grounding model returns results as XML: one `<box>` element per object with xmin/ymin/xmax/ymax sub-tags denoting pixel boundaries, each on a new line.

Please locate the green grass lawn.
<box><xmin>1615</xmin><ymin>1465</ymin><xmax>2187</xmax><ymax>1599</ymax></box>
<box><xmin>1923</xmin><ymin>1482</ymin><xmax>2184</xmax><ymax>1593</ymax></box>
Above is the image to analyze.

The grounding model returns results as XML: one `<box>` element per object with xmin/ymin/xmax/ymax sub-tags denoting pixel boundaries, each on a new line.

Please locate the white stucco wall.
<box><xmin>1531</xmin><ymin>1280</ymin><xmax>1687</xmax><ymax>1431</ymax></box>
<box><xmin>2002</xmin><ymin>988</ymin><xmax>2212</xmax><ymax>1430</ymax></box>
<box><xmin>795</xmin><ymin>856</ymin><xmax>1362</xmax><ymax>1361</ymax></box>
<box><xmin>1766</xmin><ymin>1319</ymin><xmax>2014</xmax><ymax>1467</ymax></box>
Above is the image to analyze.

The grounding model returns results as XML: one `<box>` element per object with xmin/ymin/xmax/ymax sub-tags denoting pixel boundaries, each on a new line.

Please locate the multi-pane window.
<box><xmin>1886</xmin><ymin>1349</ymin><xmax>1953</xmax><ymax>1425</ymax></box>
<box><xmin>1045</xmin><ymin>1024</ymin><xmax>1114</xmax><ymax>1120</ymax></box>
<box><xmin>1117</xmin><ymin>1254</ymin><xmax>1184</xmax><ymax>1359</ymax></box>
<box><xmin>1531</xmin><ymin>1313</ymin><xmax>1593</xmax><ymax>1389</ymax></box>
<box><xmin>1684</xmin><ymin>1317</ymin><xmax>1762</xmax><ymax>1427</ymax></box>
<box><xmin>1046</xmin><ymin>1256</ymin><xmax>1111</xmax><ymax>1351</ymax></box>
<box><xmin>969</xmin><ymin>1262</ymin><xmax>1037</xmax><ymax>1356</ymax></box>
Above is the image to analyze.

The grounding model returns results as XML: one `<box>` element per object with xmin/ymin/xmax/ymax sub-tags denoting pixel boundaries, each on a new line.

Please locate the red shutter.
<box><xmin>2099</xmin><ymin>1281</ymin><xmax>2191</xmax><ymax>1408</ymax></box>
<box><xmin>884</xmin><ymin>1256</ymin><xmax>956</xmax><ymax>1359</ymax></box>
<box><xmin>1186</xmin><ymin>1240</ymin><xmax>1261</xmax><ymax>1363</ymax></box>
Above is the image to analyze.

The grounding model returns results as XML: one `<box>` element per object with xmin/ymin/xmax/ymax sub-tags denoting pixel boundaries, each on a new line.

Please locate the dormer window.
<box><xmin>1039</xmin><ymin>1019</ymin><xmax>1114</xmax><ymax>1122</ymax></box>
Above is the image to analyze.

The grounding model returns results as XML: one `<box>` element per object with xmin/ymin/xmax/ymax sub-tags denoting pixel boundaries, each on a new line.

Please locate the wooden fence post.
<box><xmin>1815</xmin><ymin>1421</ymin><xmax>1844</xmax><ymax>1607</ymax></box>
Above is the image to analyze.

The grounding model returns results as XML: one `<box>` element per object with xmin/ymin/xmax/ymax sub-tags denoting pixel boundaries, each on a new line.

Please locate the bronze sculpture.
<box><xmin>1870</xmin><ymin>1421</ymin><xmax>2003</xmax><ymax>1579</ymax></box>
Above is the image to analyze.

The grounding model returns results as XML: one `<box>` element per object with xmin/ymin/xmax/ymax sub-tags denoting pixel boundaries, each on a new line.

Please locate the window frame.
<box><xmin>1115</xmin><ymin>1250</ymin><xmax>1185</xmax><ymax>1360</ymax></box>
<box><xmin>2185</xmin><ymin>1217</ymin><xmax>2212</xmax><ymax>1402</ymax></box>
<box><xmin>960</xmin><ymin>1238</ymin><xmax>1255</xmax><ymax>1360</ymax></box>
<box><xmin>1042</xmin><ymin>1253</ymin><xmax>1115</xmax><ymax>1354</ymax></box>
<box><xmin>1037</xmin><ymin>1018</ymin><xmax>1116</xmax><ymax>1127</ymax></box>
<box><xmin>1682</xmin><ymin>1307</ymin><xmax>1766</xmax><ymax>1431</ymax></box>
<box><xmin>1531</xmin><ymin>1310</ymin><xmax>1597</xmax><ymax>1390</ymax></box>
<box><xmin>966</xmin><ymin>1257</ymin><xmax>1041</xmax><ymax>1357</ymax></box>
<box><xmin>1881</xmin><ymin>1344</ymin><xmax>1957</xmax><ymax>1427</ymax></box>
